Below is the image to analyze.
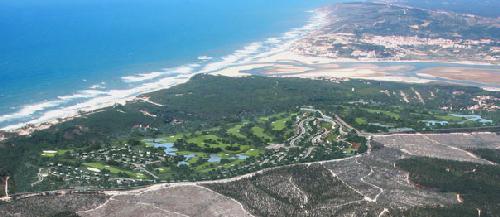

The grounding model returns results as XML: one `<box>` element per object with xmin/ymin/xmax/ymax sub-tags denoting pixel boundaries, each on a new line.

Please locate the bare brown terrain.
<box><xmin>78</xmin><ymin>185</ymin><xmax>253</xmax><ymax>217</ymax></box>
<box><xmin>373</xmin><ymin>133</ymin><xmax>500</xmax><ymax>164</ymax></box>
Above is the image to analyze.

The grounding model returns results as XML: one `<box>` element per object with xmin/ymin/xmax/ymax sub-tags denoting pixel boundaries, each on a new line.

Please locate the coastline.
<box><xmin>0</xmin><ymin>8</ymin><xmax>332</xmax><ymax>134</ymax></box>
<box><xmin>2</xmin><ymin>5</ymin><xmax>499</xmax><ymax>136</ymax></box>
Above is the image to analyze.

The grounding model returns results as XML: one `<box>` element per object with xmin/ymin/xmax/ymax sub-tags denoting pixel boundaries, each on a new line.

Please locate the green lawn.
<box><xmin>435</xmin><ymin>114</ymin><xmax>464</xmax><ymax>122</ymax></box>
<box><xmin>83</xmin><ymin>162</ymin><xmax>123</xmax><ymax>173</ymax></box>
<box><xmin>187</xmin><ymin>134</ymin><xmax>220</xmax><ymax>146</ymax></box>
<box><xmin>272</xmin><ymin>118</ymin><xmax>288</xmax><ymax>131</ymax></box>
<box><xmin>364</xmin><ymin>109</ymin><xmax>400</xmax><ymax>120</ymax></box>
<box><xmin>227</xmin><ymin>124</ymin><xmax>247</xmax><ymax>139</ymax></box>
<box><xmin>41</xmin><ymin>153</ymin><xmax>56</xmax><ymax>158</ymax></box>
<box><xmin>164</xmin><ymin>134</ymin><xmax>184</xmax><ymax>143</ymax></box>
<box><xmin>155</xmin><ymin>167</ymin><xmax>170</xmax><ymax>174</ymax></box>
<box><xmin>41</xmin><ymin>149</ymin><xmax>72</xmax><ymax>158</ymax></box>
<box><xmin>251</xmin><ymin>126</ymin><xmax>273</xmax><ymax>141</ymax></box>
<box><xmin>355</xmin><ymin>117</ymin><xmax>368</xmax><ymax>125</ymax></box>
<box><xmin>83</xmin><ymin>162</ymin><xmax>146</xmax><ymax>179</ymax></box>
<box><xmin>246</xmin><ymin>148</ymin><xmax>263</xmax><ymax>157</ymax></box>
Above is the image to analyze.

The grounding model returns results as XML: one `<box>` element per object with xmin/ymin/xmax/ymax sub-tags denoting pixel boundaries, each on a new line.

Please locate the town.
<box><xmin>291</xmin><ymin>32</ymin><xmax>499</xmax><ymax>63</ymax></box>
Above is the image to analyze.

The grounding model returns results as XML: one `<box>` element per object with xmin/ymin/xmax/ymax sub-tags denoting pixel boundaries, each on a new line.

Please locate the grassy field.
<box><xmin>83</xmin><ymin>162</ymin><xmax>146</xmax><ymax>179</ymax></box>
<box><xmin>41</xmin><ymin>149</ymin><xmax>72</xmax><ymax>158</ymax></box>
<box><xmin>355</xmin><ymin>117</ymin><xmax>368</xmax><ymax>125</ymax></box>
<box><xmin>245</xmin><ymin>148</ymin><xmax>262</xmax><ymax>157</ymax></box>
<box><xmin>272</xmin><ymin>118</ymin><xmax>289</xmax><ymax>131</ymax></box>
<box><xmin>364</xmin><ymin>108</ymin><xmax>401</xmax><ymax>120</ymax></box>
<box><xmin>227</xmin><ymin>124</ymin><xmax>247</xmax><ymax>139</ymax></box>
<box><xmin>251</xmin><ymin>126</ymin><xmax>273</xmax><ymax>141</ymax></box>
<box><xmin>435</xmin><ymin>114</ymin><xmax>464</xmax><ymax>122</ymax></box>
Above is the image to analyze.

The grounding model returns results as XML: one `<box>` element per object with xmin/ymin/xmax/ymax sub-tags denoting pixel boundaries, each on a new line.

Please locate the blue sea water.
<box><xmin>0</xmin><ymin>0</ymin><xmax>345</xmax><ymax>129</ymax></box>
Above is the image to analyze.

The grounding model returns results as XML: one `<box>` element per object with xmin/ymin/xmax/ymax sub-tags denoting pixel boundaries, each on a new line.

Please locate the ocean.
<box><xmin>0</xmin><ymin>0</ymin><xmax>345</xmax><ymax>130</ymax></box>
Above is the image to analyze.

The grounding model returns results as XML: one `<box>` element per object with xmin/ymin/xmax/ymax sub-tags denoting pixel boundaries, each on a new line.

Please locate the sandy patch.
<box><xmin>419</xmin><ymin>67</ymin><xmax>500</xmax><ymax>84</ymax></box>
<box><xmin>212</xmin><ymin>63</ymin><xmax>272</xmax><ymax>77</ymax></box>
<box><xmin>264</xmin><ymin>64</ymin><xmax>314</xmax><ymax>74</ymax></box>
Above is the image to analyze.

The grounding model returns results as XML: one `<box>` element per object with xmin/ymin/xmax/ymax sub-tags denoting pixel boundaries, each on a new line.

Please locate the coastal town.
<box><xmin>292</xmin><ymin>32</ymin><xmax>499</xmax><ymax>63</ymax></box>
<box><xmin>290</xmin><ymin>3</ymin><xmax>500</xmax><ymax>64</ymax></box>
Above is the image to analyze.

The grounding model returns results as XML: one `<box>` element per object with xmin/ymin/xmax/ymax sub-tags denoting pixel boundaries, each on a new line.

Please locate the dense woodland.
<box><xmin>397</xmin><ymin>157</ymin><xmax>500</xmax><ymax>217</ymax></box>
<box><xmin>470</xmin><ymin>149</ymin><xmax>500</xmax><ymax>164</ymax></box>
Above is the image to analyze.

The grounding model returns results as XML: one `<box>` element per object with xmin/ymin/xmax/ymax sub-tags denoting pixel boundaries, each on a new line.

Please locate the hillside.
<box><xmin>292</xmin><ymin>2</ymin><xmax>500</xmax><ymax>63</ymax></box>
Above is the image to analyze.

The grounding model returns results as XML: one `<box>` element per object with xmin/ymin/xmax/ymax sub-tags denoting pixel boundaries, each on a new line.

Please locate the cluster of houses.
<box><xmin>468</xmin><ymin>95</ymin><xmax>500</xmax><ymax>111</ymax></box>
<box><xmin>39</xmin><ymin>144</ymin><xmax>167</xmax><ymax>188</ymax></box>
<box><xmin>291</xmin><ymin>31</ymin><xmax>498</xmax><ymax>63</ymax></box>
<box><xmin>70</xmin><ymin>144</ymin><xmax>166</xmax><ymax>166</ymax></box>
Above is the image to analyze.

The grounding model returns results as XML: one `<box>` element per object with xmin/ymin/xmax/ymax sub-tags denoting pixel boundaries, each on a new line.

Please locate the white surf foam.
<box><xmin>164</xmin><ymin>63</ymin><xmax>200</xmax><ymax>74</ymax></box>
<box><xmin>122</xmin><ymin>71</ymin><xmax>164</xmax><ymax>83</ymax></box>
<box><xmin>1</xmin><ymin>75</ymin><xmax>192</xmax><ymax>131</ymax></box>
<box><xmin>0</xmin><ymin>100</ymin><xmax>63</xmax><ymax>123</ymax></box>
<box><xmin>197</xmin><ymin>56</ymin><xmax>213</xmax><ymax>61</ymax></box>
<box><xmin>57</xmin><ymin>90</ymin><xmax>107</xmax><ymax>101</ymax></box>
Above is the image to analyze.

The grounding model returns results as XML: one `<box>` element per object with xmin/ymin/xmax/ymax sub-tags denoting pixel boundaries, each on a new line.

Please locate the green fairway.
<box><xmin>272</xmin><ymin>118</ymin><xmax>288</xmax><ymax>131</ymax></box>
<box><xmin>227</xmin><ymin>124</ymin><xmax>247</xmax><ymax>139</ymax></box>
<box><xmin>355</xmin><ymin>117</ymin><xmax>368</xmax><ymax>125</ymax></box>
<box><xmin>41</xmin><ymin>149</ymin><xmax>72</xmax><ymax>157</ymax></box>
<box><xmin>245</xmin><ymin>148</ymin><xmax>263</xmax><ymax>157</ymax></box>
<box><xmin>83</xmin><ymin>162</ymin><xmax>146</xmax><ymax>179</ymax></box>
<box><xmin>435</xmin><ymin>114</ymin><xmax>464</xmax><ymax>122</ymax></box>
<box><xmin>251</xmin><ymin>126</ymin><xmax>273</xmax><ymax>141</ymax></box>
<box><xmin>83</xmin><ymin>162</ymin><xmax>124</xmax><ymax>174</ymax></box>
<box><xmin>364</xmin><ymin>108</ymin><xmax>401</xmax><ymax>120</ymax></box>
<box><xmin>41</xmin><ymin>153</ymin><xmax>56</xmax><ymax>158</ymax></box>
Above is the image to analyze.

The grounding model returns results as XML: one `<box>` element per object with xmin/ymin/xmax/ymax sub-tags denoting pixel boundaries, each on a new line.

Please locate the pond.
<box><xmin>451</xmin><ymin>114</ymin><xmax>493</xmax><ymax>124</ymax></box>
<box><xmin>153</xmin><ymin>143</ymin><xmax>177</xmax><ymax>156</ymax></box>
<box><xmin>208</xmin><ymin>154</ymin><xmax>222</xmax><ymax>163</ymax></box>
<box><xmin>177</xmin><ymin>153</ymin><xmax>196</xmax><ymax>166</ymax></box>
<box><xmin>235</xmin><ymin>154</ymin><xmax>249</xmax><ymax>160</ymax></box>
<box><xmin>148</xmin><ymin>138</ymin><xmax>251</xmax><ymax>165</ymax></box>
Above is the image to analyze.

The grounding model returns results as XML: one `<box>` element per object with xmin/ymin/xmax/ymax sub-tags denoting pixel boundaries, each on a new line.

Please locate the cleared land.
<box><xmin>79</xmin><ymin>185</ymin><xmax>253</xmax><ymax>217</ymax></box>
<box><xmin>0</xmin><ymin>193</ymin><xmax>108</xmax><ymax>217</ymax></box>
<box><xmin>373</xmin><ymin>133</ymin><xmax>500</xmax><ymax>164</ymax></box>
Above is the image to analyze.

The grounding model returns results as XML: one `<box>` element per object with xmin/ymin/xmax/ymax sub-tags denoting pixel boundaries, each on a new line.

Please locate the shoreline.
<box><xmin>1</xmin><ymin>5</ymin><xmax>499</xmax><ymax>135</ymax></box>
<box><xmin>0</xmin><ymin>8</ymin><xmax>331</xmax><ymax>135</ymax></box>
<box><xmin>4</xmin><ymin>57</ymin><xmax>498</xmax><ymax>136</ymax></box>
